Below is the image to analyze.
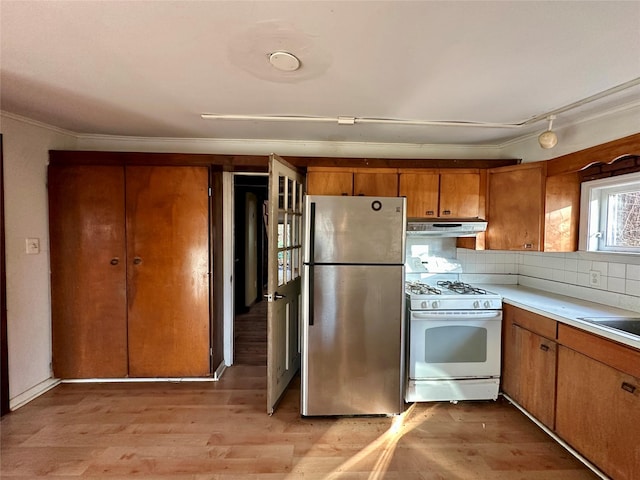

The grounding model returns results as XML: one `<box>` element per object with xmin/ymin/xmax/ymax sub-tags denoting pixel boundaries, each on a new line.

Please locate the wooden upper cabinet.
<box><xmin>399</xmin><ymin>169</ymin><xmax>481</xmax><ymax>218</ymax></box>
<box><xmin>399</xmin><ymin>172</ymin><xmax>439</xmax><ymax>217</ymax></box>
<box><xmin>486</xmin><ymin>162</ymin><xmax>579</xmax><ymax>252</ymax></box>
<box><xmin>487</xmin><ymin>163</ymin><xmax>545</xmax><ymax>251</ymax></box>
<box><xmin>544</xmin><ymin>172</ymin><xmax>580</xmax><ymax>252</ymax></box>
<box><xmin>306</xmin><ymin>167</ymin><xmax>398</xmax><ymax>196</ymax></box>
<box><xmin>439</xmin><ymin>172</ymin><xmax>481</xmax><ymax>218</ymax></box>
<box><xmin>307</xmin><ymin>169</ymin><xmax>353</xmax><ymax>196</ymax></box>
<box><xmin>353</xmin><ymin>169</ymin><xmax>398</xmax><ymax>196</ymax></box>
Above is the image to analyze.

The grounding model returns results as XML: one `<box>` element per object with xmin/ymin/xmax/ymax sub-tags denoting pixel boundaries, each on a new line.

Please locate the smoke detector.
<box><xmin>268</xmin><ymin>51</ymin><xmax>301</xmax><ymax>71</ymax></box>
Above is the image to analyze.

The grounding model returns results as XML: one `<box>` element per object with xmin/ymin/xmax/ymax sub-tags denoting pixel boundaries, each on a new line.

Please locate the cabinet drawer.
<box><xmin>504</xmin><ymin>304</ymin><xmax>557</xmax><ymax>339</ymax></box>
<box><xmin>558</xmin><ymin>324</ymin><xmax>640</xmax><ymax>378</ymax></box>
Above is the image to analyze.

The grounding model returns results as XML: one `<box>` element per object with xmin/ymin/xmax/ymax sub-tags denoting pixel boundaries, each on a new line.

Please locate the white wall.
<box><xmin>1</xmin><ymin>113</ymin><xmax>77</xmax><ymax>406</ymax></box>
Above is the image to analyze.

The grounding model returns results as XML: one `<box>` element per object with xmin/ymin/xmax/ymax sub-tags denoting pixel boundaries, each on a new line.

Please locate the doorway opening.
<box><xmin>233</xmin><ymin>174</ymin><xmax>268</xmax><ymax>366</ymax></box>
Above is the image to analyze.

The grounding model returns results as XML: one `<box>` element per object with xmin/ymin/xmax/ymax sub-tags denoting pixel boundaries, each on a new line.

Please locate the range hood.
<box><xmin>406</xmin><ymin>218</ymin><xmax>488</xmax><ymax>237</ymax></box>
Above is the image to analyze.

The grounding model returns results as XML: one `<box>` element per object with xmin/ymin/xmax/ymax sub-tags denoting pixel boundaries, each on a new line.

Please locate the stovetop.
<box><xmin>406</xmin><ymin>280</ymin><xmax>502</xmax><ymax>310</ymax></box>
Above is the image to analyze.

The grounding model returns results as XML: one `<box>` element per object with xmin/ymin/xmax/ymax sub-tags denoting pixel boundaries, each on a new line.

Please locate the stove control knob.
<box><xmin>484</xmin><ymin>300</ymin><xmax>492</xmax><ymax>308</ymax></box>
<box><xmin>473</xmin><ymin>300</ymin><xmax>481</xmax><ymax>309</ymax></box>
<box><xmin>431</xmin><ymin>301</ymin><xmax>439</xmax><ymax>309</ymax></box>
<box><xmin>421</xmin><ymin>301</ymin><xmax>428</xmax><ymax>309</ymax></box>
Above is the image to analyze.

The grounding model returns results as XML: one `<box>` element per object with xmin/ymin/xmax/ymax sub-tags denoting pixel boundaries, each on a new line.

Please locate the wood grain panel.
<box><xmin>556</xmin><ymin>346</ymin><xmax>640</xmax><ymax>480</ymax></box>
<box><xmin>544</xmin><ymin>173</ymin><xmax>580</xmax><ymax>252</ymax></box>
<box><xmin>487</xmin><ymin>164</ymin><xmax>545</xmax><ymax>250</ymax></box>
<box><xmin>517</xmin><ymin>327</ymin><xmax>557</xmax><ymax>429</ymax></box>
<box><xmin>546</xmin><ymin>132</ymin><xmax>640</xmax><ymax>176</ymax></box>
<box><xmin>500</xmin><ymin>307</ymin><xmax>520</xmax><ymax>399</ymax></box>
<box><xmin>399</xmin><ymin>172</ymin><xmax>439</xmax><ymax>217</ymax></box>
<box><xmin>507</xmin><ymin>304</ymin><xmax>557</xmax><ymax>339</ymax></box>
<box><xmin>49</xmin><ymin>165</ymin><xmax>128</xmax><ymax>378</ymax></box>
<box><xmin>353</xmin><ymin>172</ymin><xmax>398</xmax><ymax>196</ymax></box>
<box><xmin>557</xmin><ymin>324</ymin><xmax>640</xmax><ymax>378</ymax></box>
<box><xmin>126</xmin><ymin>166</ymin><xmax>210</xmax><ymax>377</ymax></box>
<box><xmin>439</xmin><ymin>172</ymin><xmax>480</xmax><ymax>217</ymax></box>
<box><xmin>306</xmin><ymin>171</ymin><xmax>353</xmax><ymax>195</ymax></box>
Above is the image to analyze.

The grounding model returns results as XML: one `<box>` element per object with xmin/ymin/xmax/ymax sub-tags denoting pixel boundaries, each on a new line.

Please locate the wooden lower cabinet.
<box><xmin>556</xmin><ymin>345</ymin><xmax>640</xmax><ymax>480</ymax></box>
<box><xmin>516</xmin><ymin>327</ymin><xmax>556</xmax><ymax>429</ymax></box>
<box><xmin>501</xmin><ymin>305</ymin><xmax>557</xmax><ymax>429</ymax></box>
<box><xmin>50</xmin><ymin>164</ymin><xmax>211</xmax><ymax>378</ymax></box>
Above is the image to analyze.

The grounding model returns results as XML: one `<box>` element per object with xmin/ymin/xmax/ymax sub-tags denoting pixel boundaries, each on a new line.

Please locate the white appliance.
<box><xmin>405</xmin><ymin>280</ymin><xmax>502</xmax><ymax>402</ymax></box>
<box><xmin>301</xmin><ymin>195</ymin><xmax>406</xmax><ymax>416</ymax></box>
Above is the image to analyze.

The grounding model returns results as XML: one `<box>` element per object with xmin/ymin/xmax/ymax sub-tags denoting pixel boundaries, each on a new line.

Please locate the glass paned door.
<box><xmin>266</xmin><ymin>154</ymin><xmax>304</xmax><ymax>414</ymax></box>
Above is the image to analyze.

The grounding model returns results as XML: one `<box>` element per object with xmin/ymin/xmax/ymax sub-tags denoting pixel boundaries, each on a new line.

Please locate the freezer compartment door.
<box><xmin>304</xmin><ymin>195</ymin><xmax>406</xmax><ymax>265</ymax></box>
<box><xmin>301</xmin><ymin>264</ymin><xmax>405</xmax><ymax>416</ymax></box>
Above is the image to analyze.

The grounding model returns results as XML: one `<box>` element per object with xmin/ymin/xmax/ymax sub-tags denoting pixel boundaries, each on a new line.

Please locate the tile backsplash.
<box><xmin>457</xmin><ymin>249</ymin><xmax>640</xmax><ymax>313</ymax></box>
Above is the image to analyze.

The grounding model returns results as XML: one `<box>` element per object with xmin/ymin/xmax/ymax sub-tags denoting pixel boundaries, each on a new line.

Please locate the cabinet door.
<box><xmin>353</xmin><ymin>172</ymin><xmax>398</xmax><ymax>197</ymax></box>
<box><xmin>487</xmin><ymin>165</ymin><xmax>544</xmax><ymax>250</ymax></box>
<box><xmin>500</xmin><ymin>307</ymin><xmax>520</xmax><ymax>399</ymax></box>
<box><xmin>517</xmin><ymin>327</ymin><xmax>557</xmax><ymax>429</ymax></box>
<box><xmin>307</xmin><ymin>171</ymin><xmax>353</xmax><ymax>195</ymax></box>
<box><xmin>556</xmin><ymin>346</ymin><xmax>640</xmax><ymax>480</ymax></box>
<box><xmin>439</xmin><ymin>173</ymin><xmax>480</xmax><ymax>218</ymax></box>
<box><xmin>126</xmin><ymin>166</ymin><xmax>210</xmax><ymax>377</ymax></box>
<box><xmin>399</xmin><ymin>172</ymin><xmax>439</xmax><ymax>217</ymax></box>
<box><xmin>49</xmin><ymin>165</ymin><xmax>128</xmax><ymax>378</ymax></box>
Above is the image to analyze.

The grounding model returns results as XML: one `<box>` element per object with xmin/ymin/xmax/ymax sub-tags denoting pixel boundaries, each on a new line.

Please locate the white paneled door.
<box><xmin>266</xmin><ymin>154</ymin><xmax>304</xmax><ymax>414</ymax></box>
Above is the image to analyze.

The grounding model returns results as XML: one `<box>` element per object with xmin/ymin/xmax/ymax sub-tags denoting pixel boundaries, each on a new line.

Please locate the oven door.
<box><xmin>408</xmin><ymin>310</ymin><xmax>502</xmax><ymax>380</ymax></box>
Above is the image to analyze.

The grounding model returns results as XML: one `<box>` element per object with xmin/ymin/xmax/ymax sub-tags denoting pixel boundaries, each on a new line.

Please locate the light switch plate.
<box><xmin>26</xmin><ymin>238</ymin><xmax>40</xmax><ymax>255</ymax></box>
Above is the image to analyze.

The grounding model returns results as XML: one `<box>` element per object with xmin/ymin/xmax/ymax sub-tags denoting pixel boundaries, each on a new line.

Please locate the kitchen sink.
<box><xmin>578</xmin><ymin>317</ymin><xmax>640</xmax><ymax>337</ymax></box>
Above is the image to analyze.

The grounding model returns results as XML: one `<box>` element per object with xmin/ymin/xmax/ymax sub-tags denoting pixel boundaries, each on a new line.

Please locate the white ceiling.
<box><xmin>1</xmin><ymin>1</ymin><xmax>639</xmax><ymax>146</ymax></box>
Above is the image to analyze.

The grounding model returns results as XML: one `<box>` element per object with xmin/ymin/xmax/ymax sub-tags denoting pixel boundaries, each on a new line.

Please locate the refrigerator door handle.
<box><xmin>308</xmin><ymin>202</ymin><xmax>316</xmax><ymax>326</ymax></box>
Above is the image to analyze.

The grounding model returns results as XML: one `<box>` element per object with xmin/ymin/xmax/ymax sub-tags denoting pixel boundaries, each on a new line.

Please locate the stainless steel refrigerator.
<box><xmin>301</xmin><ymin>195</ymin><xmax>406</xmax><ymax>416</ymax></box>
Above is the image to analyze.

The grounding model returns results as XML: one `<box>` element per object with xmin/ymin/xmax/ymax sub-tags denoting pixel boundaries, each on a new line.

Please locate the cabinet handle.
<box><xmin>110</xmin><ymin>257</ymin><xmax>119</xmax><ymax>266</ymax></box>
<box><xmin>341</xmin><ymin>192</ymin><xmax>349</xmax><ymax>196</ymax></box>
<box><xmin>426</xmin><ymin>210</ymin><xmax>435</xmax><ymax>216</ymax></box>
<box><xmin>442</xmin><ymin>210</ymin><xmax>451</xmax><ymax>215</ymax></box>
<box><xmin>133</xmin><ymin>257</ymin><xmax>143</xmax><ymax>265</ymax></box>
<box><xmin>539</xmin><ymin>344</ymin><xmax>549</xmax><ymax>352</ymax></box>
<box><xmin>621</xmin><ymin>382</ymin><xmax>636</xmax><ymax>394</ymax></box>
<box><xmin>524</xmin><ymin>243</ymin><xmax>533</xmax><ymax>249</ymax></box>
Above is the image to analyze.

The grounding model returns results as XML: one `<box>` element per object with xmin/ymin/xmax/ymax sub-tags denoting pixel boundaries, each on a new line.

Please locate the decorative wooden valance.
<box><xmin>579</xmin><ymin>155</ymin><xmax>640</xmax><ymax>182</ymax></box>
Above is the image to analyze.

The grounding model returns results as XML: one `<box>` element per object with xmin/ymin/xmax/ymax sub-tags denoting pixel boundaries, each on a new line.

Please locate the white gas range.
<box><xmin>405</xmin><ymin>280</ymin><xmax>503</xmax><ymax>403</ymax></box>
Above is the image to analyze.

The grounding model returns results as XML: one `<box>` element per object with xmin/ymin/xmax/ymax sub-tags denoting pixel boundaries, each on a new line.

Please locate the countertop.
<box><xmin>478</xmin><ymin>284</ymin><xmax>640</xmax><ymax>350</ymax></box>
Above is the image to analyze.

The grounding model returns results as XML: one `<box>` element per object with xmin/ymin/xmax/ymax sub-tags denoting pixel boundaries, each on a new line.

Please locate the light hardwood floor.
<box><xmin>1</xmin><ymin>367</ymin><xmax>599</xmax><ymax>479</ymax></box>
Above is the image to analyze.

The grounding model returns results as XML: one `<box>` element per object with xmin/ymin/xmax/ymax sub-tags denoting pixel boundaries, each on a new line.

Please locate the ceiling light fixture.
<box><xmin>538</xmin><ymin>115</ymin><xmax>558</xmax><ymax>149</ymax></box>
<box><xmin>268</xmin><ymin>51</ymin><xmax>301</xmax><ymax>72</ymax></box>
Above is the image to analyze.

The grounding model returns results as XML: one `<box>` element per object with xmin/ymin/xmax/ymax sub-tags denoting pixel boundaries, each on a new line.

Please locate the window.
<box><xmin>580</xmin><ymin>172</ymin><xmax>640</xmax><ymax>253</ymax></box>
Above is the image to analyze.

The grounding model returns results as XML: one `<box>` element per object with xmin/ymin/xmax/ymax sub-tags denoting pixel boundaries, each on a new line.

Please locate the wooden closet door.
<box><xmin>126</xmin><ymin>166</ymin><xmax>210</xmax><ymax>377</ymax></box>
<box><xmin>49</xmin><ymin>165</ymin><xmax>128</xmax><ymax>378</ymax></box>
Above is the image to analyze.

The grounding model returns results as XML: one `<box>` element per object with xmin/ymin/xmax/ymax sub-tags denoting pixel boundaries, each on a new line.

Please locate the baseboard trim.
<box><xmin>10</xmin><ymin>378</ymin><xmax>61</xmax><ymax>411</ymax></box>
<box><xmin>61</xmin><ymin>377</ymin><xmax>217</xmax><ymax>384</ymax></box>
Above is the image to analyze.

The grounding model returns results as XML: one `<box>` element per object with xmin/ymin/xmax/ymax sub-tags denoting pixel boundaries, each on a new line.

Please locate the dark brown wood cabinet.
<box><xmin>49</xmin><ymin>165</ymin><xmax>211</xmax><ymax>378</ymax></box>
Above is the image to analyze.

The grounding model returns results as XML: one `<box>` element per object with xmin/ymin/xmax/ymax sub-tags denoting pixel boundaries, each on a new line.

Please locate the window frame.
<box><xmin>579</xmin><ymin>171</ymin><xmax>640</xmax><ymax>254</ymax></box>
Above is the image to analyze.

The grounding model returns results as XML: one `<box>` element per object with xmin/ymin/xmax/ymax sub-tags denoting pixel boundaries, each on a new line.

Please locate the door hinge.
<box><xmin>208</xmin><ymin>187</ymin><xmax>212</xmax><ymax>197</ymax></box>
<box><xmin>210</xmin><ymin>348</ymin><xmax>213</xmax><ymax>357</ymax></box>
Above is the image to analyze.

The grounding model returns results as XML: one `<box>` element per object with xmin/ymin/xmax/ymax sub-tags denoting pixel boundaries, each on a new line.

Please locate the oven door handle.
<box><xmin>410</xmin><ymin>311</ymin><xmax>502</xmax><ymax>320</ymax></box>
